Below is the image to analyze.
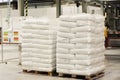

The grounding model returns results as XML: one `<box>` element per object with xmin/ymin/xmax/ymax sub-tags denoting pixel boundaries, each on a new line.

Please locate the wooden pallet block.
<box><xmin>23</xmin><ymin>69</ymin><xmax>53</xmax><ymax>76</ymax></box>
<box><xmin>85</xmin><ymin>71</ymin><xmax>105</xmax><ymax>80</ymax></box>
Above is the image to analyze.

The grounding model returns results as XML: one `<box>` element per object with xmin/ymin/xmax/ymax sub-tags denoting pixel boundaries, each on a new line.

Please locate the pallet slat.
<box><xmin>58</xmin><ymin>71</ymin><xmax>104</xmax><ymax>80</ymax></box>
<box><xmin>23</xmin><ymin>69</ymin><xmax>54</xmax><ymax>76</ymax></box>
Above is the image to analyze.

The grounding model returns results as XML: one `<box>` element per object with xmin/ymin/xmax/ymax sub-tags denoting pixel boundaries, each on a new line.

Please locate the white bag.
<box><xmin>57</xmin><ymin>48</ymin><xmax>70</xmax><ymax>54</ymax></box>
<box><xmin>77</xmin><ymin>20</ymin><xmax>95</xmax><ymax>26</ymax></box>
<box><xmin>58</xmin><ymin>26</ymin><xmax>71</xmax><ymax>33</ymax></box>
<box><xmin>60</xmin><ymin>21</ymin><xmax>76</xmax><ymax>28</ymax></box>
<box><xmin>70</xmin><ymin>49</ymin><xmax>96</xmax><ymax>55</ymax></box>
<box><xmin>57</xmin><ymin>54</ymin><xmax>75</xmax><ymax>59</ymax></box>
<box><xmin>70</xmin><ymin>37</ymin><xmax>96</xmax><ymax>44</ymax></box>
<box><xmin>57</xmin><ymin>32</ymin><xmax>75</xmax><ymax>39</ymax></box>
<box><xmin>71</xmin><ymin>26</ymin><xmax>96</xmax><ymax>33</ymax></box>
<box><xmin>57</xmin><ymin>43</ymin><xmax>74</xmax><ymax>49</ymax></box>
<box><xmin>75</xmin><ymin>32</ymin><xmax>96</xmax><ymax>38</ymax></box>
<box><xmin>75</xmin><ymin>43</ymin><xmax>96</xmax><ymax>49</ymax></box>
<box><xmin>60</xmin><ymin>15</ymin><xmax>77</xmax><ymax>22</ymax></box>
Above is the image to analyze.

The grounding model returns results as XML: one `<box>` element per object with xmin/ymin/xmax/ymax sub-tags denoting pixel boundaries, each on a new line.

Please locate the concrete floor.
<box><xmin>0</xmin><ymin>49</ymin><xmax>120</xmax><ymax>80</ymax></box>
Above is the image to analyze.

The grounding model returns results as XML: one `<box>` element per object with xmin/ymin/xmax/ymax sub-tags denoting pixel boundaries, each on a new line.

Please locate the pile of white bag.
<box><xmin>57</xmin><ymin>13</ymin><xmax>105</xmax><ymax>75</ymax></box>
<box><xmin>22</xmin><ymin>18</ymin><xmax>56</xmax><ymax>72</ymax></box>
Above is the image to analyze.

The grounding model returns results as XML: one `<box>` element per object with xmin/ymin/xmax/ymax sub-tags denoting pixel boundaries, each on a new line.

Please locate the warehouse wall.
<box><xmin>0</xmin><ymin>5</ymin><xmax>103</xmax><ymax>18</ymax></box>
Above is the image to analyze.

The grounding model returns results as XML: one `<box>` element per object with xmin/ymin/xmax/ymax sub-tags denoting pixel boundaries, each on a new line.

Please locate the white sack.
<box><xmin>57</xmin><ymin>64</ymin><xmax>74</xmax><ymax>69</ymax></box>
<box><xmin>75</xmin><ymin>32</ymin><xmax>96</xmax><ymax>38</ymax></box>
<box><xmin>70</xmin><ymin>56</ymin><xmax>105</xmax><ymax>65</ymax></box>
<box><xmin>70</xmin><ymin>37</ymin><xmax>96</xmax><ymax>44</ymax></box>
<box><xmin>57</xmin><ymin>32</ymin><xmax>75</xmax><ymax>39</ymax></box>
<box><xmin>57</xmin><ymin>43</ymin><xmax>74</xmax><ymax>49</ymax></box>
<box><xmin>57</xmin><ymin>54</ymin><xmax>74</xmax><ymax>59</ymax></box>
<box><xmin>70</xmin><ymin>49</ymin><xmax>96</xmax><ymax>55</ymax></box>
<box><xmin>58</xmin><ymin>26</ymin><xmax>71</xmax><ymax>33</ymax></box>
<box><xmin>57</xmin><ymin>48</ymin><xmax>70</xmax><ymax>54</ymax></box>
<box><xmin>71</xmin><ymin>26</ymin><xmax>96</xmax><ymax>33</ymax></box>
<box><xmin>60</xmin><ymin>21</ymin><xmax>76</xmax><ymax>28</ymax></box>
<box><xmin>60</xmin><ymin>15</ymin><xmax>77</xmax><ymax>22</ymax></box>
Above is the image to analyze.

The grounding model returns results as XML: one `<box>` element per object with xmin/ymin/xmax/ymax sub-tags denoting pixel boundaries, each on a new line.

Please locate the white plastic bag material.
<box><xmin>75</xmin><ymin>43</ymin><xmax>96</xmax><ymax>49</ymax></box>
<box><xmin>97</xmin><ymin>23</ymin><xmax>104</xmax><ymax>28</ymax></box>
<box><xmin>22</xmin><ymin>52</ymin><xmax>32</xmax><ymax>57</ymax></box>
<box><xmin>57</xmin><ymin>43</ymin><xmax>74</xmax><ymax>49</ymax></box>
<box><xmin>57</xmin><ymin>37</ymin><xmax>69</xmax><ymax>43</ymax></box>
<box><xmin>32</xmin><ymin>63</ymin><xmax>54</xmax><ymax>68</ymax></box>
<box><xmin>57</xmin><ymin>64</ymin><xmax>74</xmax><ymax>69</ymax></box>
<box><xmin>32</xmin><ymin>49</ymin><xmax>56</xmax><ymax>55</ymax></box>
<box><xmin>70</xmin><ymin>49</ymin><xmax>96</xmax><ymax>55</ymax></box>
<box><xmin>58</xmin><ymin>26</ymin><xmax>71</xmax><ymax>33</ymax></box>
<box><xmin>57</xmin><ymin>59</ymin><xmax>70</xmax><ymax>64</ymax></box>
<box><xmin>75</xmin><ymin>53</ymin><xmax>104</xmax><ymax>60</ymax></box>
<box><xmin>94</xmin><ymin>14</ymin><xmax>105</xmax><ymax>23</ymax></box>
<box><xmin>96</xmin><ymin>47</ymin><xmax>105</xmax><ymax>53</ymax></box>
<box><xmin>57</xmin><ymin>54</ymin><xmax>75</xmax><ymax>59</ymax></box>
<box><xmin>95</xmin><ymin>37</ymin><xmax>105</xmax><ymax>43</ymax></box>
<box><xmin>22</xmin><ymin>33</ymin><xmax>33</xmax><ymax>38</ymax></box>
<box><xmin>22</xmin><ymin>39</ymin><xmax>56</xmax><ymax>45</ymax></box>
<box><xmin>71</xmin><ymin>26</ymin><xmax>96</xmax><ymax>33</ymax></box>
<box><xmin>22</xmin><ymin>62</ymin><xmax>32</xmax><ymax>66</ymax></box>
<box><xmin>75</xmin><ymin>32</ymin><xmax>96</xmax><ymax>38</ymax></box>
<box><xmin>60</xmin><ymin>15</ymin><xmax>77</xmax><ymax>22</ymax></box>
<box><xmin>57</xmin><ymin>32</ymin><xmax>75</xmax><ymax>39</ymax></box>
<box><xmin>96</xmin><ymin>43</ymin><xmax>105</xmax><ymax>48</ymax></box>
<box><xmin>33</xmin><ymin>67</ymin><xmax>55</xmax><ymax>72</ymax></box>
<box><xmin>60</xmin><ymin>21</ymin><xmax>76</xmax><ymax>28</ymax></box>
<box><xmin>77</xmin><ymin>20</ymin><xmax>95</xmax><ymax>26</ymax></box>
<box><xmin>23</xmin><ymin>24</ymin><xmax>50</xmax><ymax>30</ymax></box>
<box><xmin>31</xmin><ymin>34</ymin><xmax>56</xmax><ymax>40</ymax></box>
<box><xmin>31</xmin><ymin>54</ymin><xmax>55</xmax><ymax>59</ymax></box>
<box><xmin>70</xmin><ymin>37</ymin><xmax>96</xmax><ymax>44</ymax></box>
<box><xmin>22</xmin><ymin>57</ymin><xmax>32</xmax><ymax>62</ymax></box>
<box><xmin>31</xmin><ymin>58</ymin><xmax>55</xmax><ymax>64</ymax></box>
<box><xmin>22</xmin><ymin>48</ymin><xmax>56</xmax><ymax>55</ymax></box>
<box><xmin>22</xmin><ymin>29</ymin><xmax>56</xmax><ymax>35</ymax></box>
<box><xmin>70</xmin><ymin>56</ymin><xmax>105</xmax><ymax>65</ymax></box>
<box><xmin>56</xmin><ymin>48</ymin><xmax>70</xmax><ymax>54</ymax></box>
<box><xmin>22</xmin><ymin>48</ymin><xmax>32</xmax><ymax>52</ymax></box>
<box><xmin>57</xmin><ymin>68</ymin><xmax>70</xmax><ymax>74</ymax></box>
<box><xmin>70</xmin><ymin>65</ymin><xmax>105</xmax><ymax>75</ymax></box>
<box><xmin>95</xmin><ymin>27</ymin><xmax>104</xmax><ymax>34</ymax></box>
<box><xmin>75</xmin><ymin>62</ymin><xmax>104</xmax><ymax>70</ymax></box>
<box><xmin>22</xmin><ymin>43</ymin><xmax>55</xmax><ymax>49</ymax></box>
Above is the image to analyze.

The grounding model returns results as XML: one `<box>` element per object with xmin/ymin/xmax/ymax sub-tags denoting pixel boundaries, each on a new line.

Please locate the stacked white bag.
<box><xmin>57</xmin><ymin>14</ymin><xmax>105</xmax><ymax>76</ymax></box>
<box><xmin>22</xmin><ymin>18</ymin><xmax>56</xmax><ymax>72</ymax></box>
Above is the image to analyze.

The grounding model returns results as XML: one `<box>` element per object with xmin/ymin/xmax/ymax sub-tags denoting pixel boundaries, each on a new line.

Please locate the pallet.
<box><xmin>58</xmin><ymin>71</ymin><xmax>104</xmax><ymax>80</ymax></box>
<box><xmin>23</xmin><ymin>69</ymin><xmax>55</xmax><ymax>76</ymax></box>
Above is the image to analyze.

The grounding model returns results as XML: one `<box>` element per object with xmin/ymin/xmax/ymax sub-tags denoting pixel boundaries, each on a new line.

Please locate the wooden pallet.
<box><xmin>58</xmin><ymin>71</ymin><xmax>104</xmax><ymax>80</ymax></box>
<box><xmin>23</xmin><ymin>69</ymin><xmax>55</xmax><ymax>76</ymax></box>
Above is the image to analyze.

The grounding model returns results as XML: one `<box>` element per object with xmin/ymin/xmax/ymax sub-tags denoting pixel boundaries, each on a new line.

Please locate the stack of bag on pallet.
<box><xmin>57</xmin><ymin>13</ymin><xmax>105</xmax><ymax>75</ymax></box>
<box><xmin>22</xmin><ymin>18</ymin><xmax>56</xmax><ymax>72</ymax></box>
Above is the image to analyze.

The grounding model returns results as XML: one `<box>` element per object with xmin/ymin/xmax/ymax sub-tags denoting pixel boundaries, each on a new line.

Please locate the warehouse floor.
<box><xmin>0</xmin><ymin>48</ymin><xmax>120</xmax><ymax>80</ymax></box>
